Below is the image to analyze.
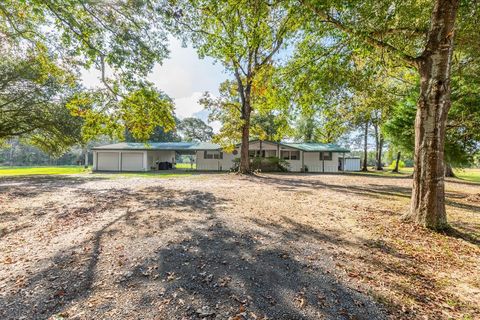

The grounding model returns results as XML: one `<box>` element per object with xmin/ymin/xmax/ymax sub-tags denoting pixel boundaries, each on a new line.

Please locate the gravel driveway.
<box><xmin>1</xmin><ymin>172</ymin><xmax>476</xmax><ymax>319</ymax></box>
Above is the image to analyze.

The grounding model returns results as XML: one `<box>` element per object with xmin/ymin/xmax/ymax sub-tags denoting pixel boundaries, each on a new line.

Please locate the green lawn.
<box><xmin>0</xmin><ymin>166</ymin><xmax>90</xmax><ymax>176</ymax></box>
<box><xmin>1</xmin><ymin>165</ymin><xmax>478</xmax><ymax>183</ymax></box>
<box><xmin>351</xmin><ymin>167</ymin><xmax>480</xmax><ymax>184</ymax></box>
<box><xmin>175</xmin><ymin>162</ymin><xmax>196</xmax><ymax>169</ymax></box>
<box><xmin>0</xmin><ymin>165</ymin><xmax>193</xmax><ymax>178</ymax></box>
<box><xmin>454</xmin><ymin>168</ymin><xmax>480</xmax><ymax>183</ymax></box>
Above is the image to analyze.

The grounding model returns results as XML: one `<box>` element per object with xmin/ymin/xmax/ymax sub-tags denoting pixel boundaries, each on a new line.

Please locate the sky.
<box><xmin>81</xmin><ymin>38</ymin><xmax>229</xmax><ymax>132</ymax></box>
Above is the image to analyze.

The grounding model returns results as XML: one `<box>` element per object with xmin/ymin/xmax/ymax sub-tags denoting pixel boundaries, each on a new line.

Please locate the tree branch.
<box><xmin>301</xmin><ymin>0</ymin><xmax>420</xmax><ymax>68</ymax></box>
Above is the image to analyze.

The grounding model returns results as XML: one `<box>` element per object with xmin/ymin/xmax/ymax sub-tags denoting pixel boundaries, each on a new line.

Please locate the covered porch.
<box><xmin>245</xmin><ymin>140</ymin><xmax>351</xmax><ymax>173</ymax></box>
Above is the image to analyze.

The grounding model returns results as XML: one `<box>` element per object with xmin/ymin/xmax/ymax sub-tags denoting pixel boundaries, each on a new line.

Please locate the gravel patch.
<box><xmin>0</xmin><ymin>173</ymin><xmax>478</xmax><ymax>319</ymax></box>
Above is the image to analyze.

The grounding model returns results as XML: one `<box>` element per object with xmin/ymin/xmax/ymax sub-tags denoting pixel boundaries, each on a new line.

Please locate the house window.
<box><xmin>320</xmin><ymin>152</ymin><xmax>332</xmax><ymax>161</ymax></box>
<box><xmin>281</xmin><ymin>150</ymin><xmax>300</xmax><ymax>160</ymax></box>
<box><xmin>204</xmin><ymin>151</ymin><xmax>223</xmax><ymax>159</ymax></box>
<box><xmin>290</xmin><ymin>151</ymin><xmax>300</xmax><ymax>160</ymax></box>
<box><xmin>249</xmin><ymin>150</ymin><xmax>266</xmax><ymax>158</ymax></box>
<box><xmin>265</xmin><ymin>150</ymin><xmax>276</xmax><ymax>157</ymax></box>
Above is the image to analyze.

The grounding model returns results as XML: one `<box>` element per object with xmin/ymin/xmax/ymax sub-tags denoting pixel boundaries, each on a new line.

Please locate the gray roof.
<box><xmin>92</xmin><ymin>142</ymin><xmax>221</xmax><ymax>151</ymax></box>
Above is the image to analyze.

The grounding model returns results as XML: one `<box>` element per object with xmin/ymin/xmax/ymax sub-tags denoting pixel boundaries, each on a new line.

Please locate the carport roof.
<box><xmin>92</xmin><ymin>142</ymin><xmax>221</xmax><ymax>151</ymax></box>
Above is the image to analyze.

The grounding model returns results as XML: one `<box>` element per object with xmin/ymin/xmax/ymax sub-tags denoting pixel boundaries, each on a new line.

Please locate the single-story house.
<box><xmin>91</xmin><ymin>140</ymin><xmax>360</xmax><ymax>172</ymax></box>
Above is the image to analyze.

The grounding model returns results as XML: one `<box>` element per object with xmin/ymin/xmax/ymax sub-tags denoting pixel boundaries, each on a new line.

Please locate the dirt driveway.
<box><xmin>0</xmin><ymin>173</ymin><xmax>479</xmax><ymax>320</ymax></box>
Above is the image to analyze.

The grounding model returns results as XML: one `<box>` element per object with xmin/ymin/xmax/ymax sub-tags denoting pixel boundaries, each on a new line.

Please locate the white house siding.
<box><xmin>303</xmin><ymin>152</ymin><xmax>340</xmax><ymax>173</ymax></box>
<box><xmin>249</xmin><ymin>140</ymin><xmax>279</xmax><ymax>152</ymax></box>
<box><xmin>146</xmin><ymin>150</ymin><xmax>176</xmax><ymax>170</ymax></box>
<box><xmin>344</xmin><ymin>158</ymin><xmax>361</xmax><ymax>171</ymax></box>
<box><xmin>196</xmin><ymin>150</ymin><xmax>235</xmax><ymax>171</ymax></box>
<box><xmin>285</xmin><ymin>159</ymin><xmax>302</xmax><ymax>172</ymax></box>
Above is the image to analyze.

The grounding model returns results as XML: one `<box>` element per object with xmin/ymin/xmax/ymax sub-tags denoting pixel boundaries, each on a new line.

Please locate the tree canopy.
<box><xmin>168</xmin><ymin>0</ymin><xmax>301</xmax><ymax>172</ymax></box>
<box><xmin>177</xmin><ymin>117</ymin><xmax>213</xmax><ymax>142</ymax></box>
<box><xmin>0</xmin><ymin>0</ymin><xmax>175</xmax><ymax>148</ymax></box>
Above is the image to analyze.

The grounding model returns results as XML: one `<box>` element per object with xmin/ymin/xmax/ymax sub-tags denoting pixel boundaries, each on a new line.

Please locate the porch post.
<box><xmin>143</xmin><ymin>151</ymin><xmax>148</xmax><ymax>171</ymax></box>
<box><xmin>92</xmin><ymin>151</ymin><xmax>97</xmax><ymax>171</ymax></box>
<box><xmin>259</xmin><ymin>140</ymin><xmax>263</xmax><ymax>167</ymax></box>
<box><xmin>343</xmin><ymin>152</ymin><xmax>346</xmax><ymax>172</ymax></box>
<box><xmin>322</xmin><ymin>153</ymin><xmax>325</xmax><ymax>173</ymax></box>
<box><xmin>301</xmin><ymin>151</ymin><xmax>305</xmax><ymax>172</ymax></box>
<box><xmin>119</xmin><ymin>152</ymin><xmax>122</xmax><ymax>171</ymax></box>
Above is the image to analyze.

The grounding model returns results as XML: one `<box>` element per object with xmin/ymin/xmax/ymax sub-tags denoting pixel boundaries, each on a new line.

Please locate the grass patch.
<box><xmin>175</xmin><ymin>163</ymin><xmax>196</xmax><ymax>169</ymax></box>
<box><xmin>454</xmin><ymin>168</ymin><xmax>480</xmax><ymax>184</ymax></box>
<box><xmin>0</xmin><ymin>166</ymin><xmax>90</xmax><ymax>176</ymax></box>
<box><xmin>350</xmin><ymin>167</ymin><xmax>480</xmax><ymax>184</ymax></box>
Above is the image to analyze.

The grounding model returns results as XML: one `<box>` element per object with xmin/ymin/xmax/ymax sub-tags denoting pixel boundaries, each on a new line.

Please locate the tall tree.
<box><xmin>0</xmin><ymin>48</ymin><xmax>84</xmax><ymax>155</ymax></box>
<box><xmin>301</xmin><ymin>0</ymin><xmax>479</xmax><ymax>229</ymax></box>
<box><xmin>384</xmin><ymin>90</ymin><xmax>480</xmax><ymax>175</ymax></box>
<box><xmin>0</xmin><ymin>0</ymin><xmax>175</xmax><ymax>143</ymax></box>
<box><xmin>178</xmin><ymin>117</ymin><xmax>213</xmax><ymax>142</ymax></box>
<box><xmin>200</xmin><ymin>80</ymin><xmax>290</xmax><ymax>148</ymax></box>
<box><xmin>168</xmin><ymin>0</ymin><xmax>300</xmax><ymax>173</ymax></box>
<box><xmin>125</xmin><ymin>117</ymin><xmax>182</xmax><ymax>143</ymax></box>
<box><xmin>362</xmin><ymin>121</ymin><xmax>369</xmax><ymax>172</ymax></box>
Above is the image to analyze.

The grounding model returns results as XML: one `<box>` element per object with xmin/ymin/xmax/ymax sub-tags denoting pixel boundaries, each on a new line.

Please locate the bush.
<box><xmin>231</xmin><ymin>156</ymin><xmax>289</xmax><ymax>172</ymax></box>
<box><xmin>388</xmin><ymin>160</ymin><xmax>406</xmax><ymax>170</ymax></box>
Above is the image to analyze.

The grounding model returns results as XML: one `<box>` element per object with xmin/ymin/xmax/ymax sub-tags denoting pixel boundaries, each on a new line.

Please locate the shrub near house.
<box><xmin>233</xmin><ymin>156</ymin><xmax>289</xmax><ymax>172</ymax></box>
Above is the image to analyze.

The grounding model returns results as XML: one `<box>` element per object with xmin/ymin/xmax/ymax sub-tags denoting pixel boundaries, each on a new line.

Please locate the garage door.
<box><xmin>121</xmin><ymin>152</ymin><xmax>144</xmax><ymax>171</ymax></box>
<box><xmin>97</xmin><ymin>152</ymin><xmax>119</xmax><ymax>171</ymax></box>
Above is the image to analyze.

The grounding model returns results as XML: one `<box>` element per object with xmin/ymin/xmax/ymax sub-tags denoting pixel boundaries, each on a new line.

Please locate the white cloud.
<box><xmin>192</xmin><ymin>109</ymin><xmax>222</xmax><ymax>133</ymax></box>
<box><xmin>148</xmin><ymin>38</ymin><xmax>229</xmax><ymax>99</ymax></box>
<box><xmin>80</xmin><ymin>37</ymin><xmax>229</xmax><ymax>131</ymax></box>
<box><xmin>173</xmin><ymin>92</ymin><xmax>204</xmax><ymax>119</ymax></box>
<box><xmin>173</xmin><ymin>93</ymin><xmax>222</xmax><ymax>133</ymax></box>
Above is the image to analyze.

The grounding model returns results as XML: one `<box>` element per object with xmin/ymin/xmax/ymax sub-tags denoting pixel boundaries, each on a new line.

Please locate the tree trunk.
<box><xmin>239</xmin><ymin>120</ymin><xmax>250</xmax><ymax>173</ymax></box>
<box><xmin>392</xmin><ymin>151</ymin><xmax>401</xmax><ymax>173</ymax></box>
<box><xmin>444</xmin><ymin>163</ymin><xmax>455</xmax><ymax>177</ymax></box>
<box><xmin>238</xmin><ymin>85</ymin><xmax>252</xmax><ymax>174</ymax></box>
<box><xmin>361</xmin><ymin>120</ymin><xmax>368</xmax><ymax>171</ymax></box>
<box><xmin>83</xmin><ymin>147</ymin><xmax>89</xmax><ymax>168</ymax></box>
<box><xmin>9</xmin><ymin>140</ymin><xmax>14</xmax><ymax>166</ymax></box>
<box><xmin>375</xmin><ymin>130</ymin><xmax>384</xmax><ymax>171</ymax></box>
<box><xmin>406</xmin><ymin>0</ymin><xmax>459</xmax><ymax>230</ymax></box>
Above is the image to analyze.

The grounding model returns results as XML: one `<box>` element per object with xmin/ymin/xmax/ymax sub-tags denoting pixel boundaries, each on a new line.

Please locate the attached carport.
<box><xmin>92</xmin><ymin>142</ymin><xmax>221</xmax><ymax>172</ymax></box>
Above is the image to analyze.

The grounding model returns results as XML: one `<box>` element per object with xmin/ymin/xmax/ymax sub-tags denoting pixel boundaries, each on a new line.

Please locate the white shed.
<box><xmin>343</xmin><ymin>157</ymin><xmax>361</xmax><ymax>171</ymax></box>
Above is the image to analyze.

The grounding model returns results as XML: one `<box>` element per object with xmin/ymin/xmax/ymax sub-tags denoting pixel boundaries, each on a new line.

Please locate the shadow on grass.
<box><xmin>251</xmin><ymin>174</ymin><xmax>480</xmax><ymax>214</ymax></box>
<box><xmin>440</xmin><ymin>226</ymin><xmax>480</xmax><ymax>246</ymax></box>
